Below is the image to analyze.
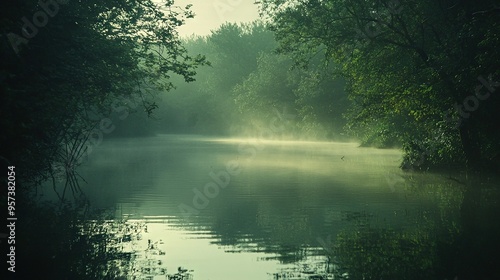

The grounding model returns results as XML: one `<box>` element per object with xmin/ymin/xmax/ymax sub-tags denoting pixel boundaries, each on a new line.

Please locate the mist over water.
<box><xmin>57</xmin><ymin>134</ymin><xmax>493</xmax><ymax>280</ymax></box>
<box><xmin>78</xmin><ymin>135</ymin><xmax>403</xmax><ymax>212</ymax></box>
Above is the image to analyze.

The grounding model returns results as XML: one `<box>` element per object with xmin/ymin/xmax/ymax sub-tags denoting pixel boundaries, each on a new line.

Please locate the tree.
<box><xmin>259</xmin><ymin>0</ymin><xmax>500</xmax><ymax>169</ymax></box>
<box><xmin>233</xmin><ymin>51</ymin><xmax>348</xmax><ymax>139</ymax></box>
<box><xmin>206</xmin><ymin>22</ymin><xmax>278</xmax><ymax>93</ymax></box>
<box><xmin>0</xmin><ymin>0</ymin><xmax>206</xmax><ymax>190</ymax></box>
<box><xmin>154</xmin><ymin>22</ymin><xmax>280</xmax><ymax>136</ymax></box>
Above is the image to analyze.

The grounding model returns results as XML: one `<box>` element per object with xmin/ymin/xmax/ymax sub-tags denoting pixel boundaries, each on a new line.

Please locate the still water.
<box><xmin>71</xmin><ymin>134</ymin><xmax>499</xmax><ymax>280</ymax></box>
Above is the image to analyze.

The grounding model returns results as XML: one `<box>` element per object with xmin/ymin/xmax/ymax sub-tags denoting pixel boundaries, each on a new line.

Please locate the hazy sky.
<box><xmin>176</xmin><ymin>0</ymin><xmax>261</xmax><ymax>37</ymax></box>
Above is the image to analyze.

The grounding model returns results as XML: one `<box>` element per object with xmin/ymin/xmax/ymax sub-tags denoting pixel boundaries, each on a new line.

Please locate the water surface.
<box><xmin>70</xmin><ymin>134</ymin><xmax>499</xmax><ymax>279</ymax></box>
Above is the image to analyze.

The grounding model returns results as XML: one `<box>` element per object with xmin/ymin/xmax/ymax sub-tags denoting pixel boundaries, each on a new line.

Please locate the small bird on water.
<box><xmin>341</xmin><ymin>156</ymin><xmax>345</xmax><ymax>161</ymax></box>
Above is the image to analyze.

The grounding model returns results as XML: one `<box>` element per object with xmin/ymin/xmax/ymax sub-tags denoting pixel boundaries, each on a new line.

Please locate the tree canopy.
<box><xmin>154</xmin><ymin>22</ymin><xmax>348</xmax><ymax>140</ymax></box>
<box><xmin>259</xmin><ymin>0</ymin><xmax>500</xmax><ymax>170</ymax></box>
<box><xmin>0</xmin><ymin>0</ymin><xmax>206</xmax><ymax>190</ymax></box>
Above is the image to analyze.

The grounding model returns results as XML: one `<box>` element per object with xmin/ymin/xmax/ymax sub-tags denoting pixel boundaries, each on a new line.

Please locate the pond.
<box><xmin>65</xmin><ymin>134</ymin><xmax>499</xmax><ymax>280</ymax></box>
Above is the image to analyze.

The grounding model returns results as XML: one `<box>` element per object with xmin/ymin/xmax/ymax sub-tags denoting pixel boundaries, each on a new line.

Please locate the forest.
<box><xmin>150</xmin><ymin>0</ymin><xmax>500</xmax><ymax>172</ymax></box>
<box><xmin>1</xmin><ymin>0</ymin><xmax>499</xmax><ymax>279</ymax></box>
<box><xmin>2</xmin><ymin>0</ymin><xmax>499</xmax><ymax>187</ymax></box>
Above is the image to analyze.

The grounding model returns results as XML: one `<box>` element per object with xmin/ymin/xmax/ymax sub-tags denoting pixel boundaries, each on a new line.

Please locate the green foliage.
<box><xmin>154</xmin><ymin>21</ymin><xmax>349</xmax><ymax>140</ymax></box>
<box><xmin>154</xmin><ymin>22</ymin><xmax>279</xmax><ymax>135</ymax></box>
<box><xmin>233</xmin><ymin>53</ymin><xmax>296</xmax><ymax>117</ymax></box>
<box><xmin>233</xmin><ymin>51</ymin><xmax>348</xmax><ymax>139</ymax></box>
<box><xmin>204</xmin><ymin>21</ymin><xmax>278</xmax><ymax>94</ymax></box>
<box><xmin>259</xmin><ymin>0</ymin><xmax>500</xmax><ymax>169</ymax></box>
<box><xmin>0</xmin><ymin>0</ymin><xmax>206</xmax><ymax>187</ymax></box>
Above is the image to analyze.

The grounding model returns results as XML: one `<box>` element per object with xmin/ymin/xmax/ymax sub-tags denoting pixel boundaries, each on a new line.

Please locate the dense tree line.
<box><xmin>1</xmin><ymin>0</ymin><xmax>205</xmax><ymax>277</ymax></box>
<box><xmin>154</xmin><ymin>22</ymin><xmax>349</xmax><ymax>140</ymax></box>
<box><xmin>1</xmin><ymin>0</ymin><xmax>205</xmax><ymax>188</ymax></box>
<box><xmin>258</xmin><ymin>0</ymin><xmax>500</xmax><ymax>170</ymax></box>
<box><xmin>152</xmin><ymin>0</ymin><xmax>500</xmax><ymax>171</ymax></box>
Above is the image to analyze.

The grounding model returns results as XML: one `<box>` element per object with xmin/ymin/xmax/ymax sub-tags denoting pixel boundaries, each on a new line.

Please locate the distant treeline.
<box><xmin>152</xmin><ymin>22</ymin><xmax>349</xmax><ymax>141</ymax></box>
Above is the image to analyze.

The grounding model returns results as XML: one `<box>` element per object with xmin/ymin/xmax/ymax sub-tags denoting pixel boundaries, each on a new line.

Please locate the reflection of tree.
<box><xmin>334</xmin><ymin>224</ymin><xmax>438</xmax><ymax>280</ymax></box>
<box><xmin>455</xmin><ymin>182</ymin><xmax>500</xmax><ymax>279</ymax></box>
<box><xmin>211</xmin><ymin>199</ymin><xmax>317</xmax><ymax>264</ymax></box>
<box><xmin>70</xmin><ymin>218</ymin><xmax>144</xmax><ymax>279</ymax></box>
<box><xmin>17</xmin><ymin>201</ymin><xmax>132</xmax><ymax>279</ymax></box>
<box><xmin>403</xmin><ymin>175</ymin><xmax>500</xmax><ymax>278</ymax></box>
<box><xmin>331</xmin><ymin>177</ymin><xmax>500</xmax><ymax>280</ymax></box>
<box><xmin>16</xmin><ymin>200</ymin><xmax>173</xmax><ymax>279</ymax></box>
<box><xmin>174</xmin><ymin>173</ymin><xmax>500</xmax><ymax>278</ymax></box>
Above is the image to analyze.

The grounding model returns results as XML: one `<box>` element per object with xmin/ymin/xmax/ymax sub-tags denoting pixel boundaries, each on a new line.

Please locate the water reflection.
<box><xmin>68</xmin><ymin>135</ymin><xmax>500</xmax><ymax>279</ymax></box>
